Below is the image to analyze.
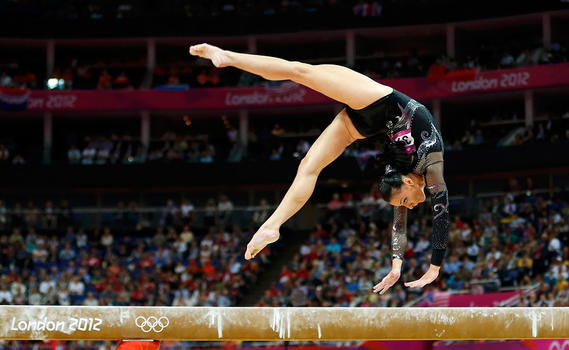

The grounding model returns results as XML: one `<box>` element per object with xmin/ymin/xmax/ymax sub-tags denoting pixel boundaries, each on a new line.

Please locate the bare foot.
<box><xmin>244</xmin><ymin>227</ymin><xmax>280</xmax><ymax>260</ymax></box>
<box><xmin>189</xmin><ymin>43</ymin><xmax>230</xmax><ymax>68</ymax></box>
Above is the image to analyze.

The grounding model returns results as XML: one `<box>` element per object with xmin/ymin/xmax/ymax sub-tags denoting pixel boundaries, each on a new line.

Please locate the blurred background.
<box><xmin>0</xmin><ymin>0</ymin><xmax>568</xmax><ymax>349</ymax></box>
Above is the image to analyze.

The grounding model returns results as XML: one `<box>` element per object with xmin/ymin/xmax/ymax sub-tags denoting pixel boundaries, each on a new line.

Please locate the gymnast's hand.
<box><xmin>244</xmin><ymin>226</ymin><xmax>280</xmax><ymax>260</ymax></box>
<box><xmin>404</xmin><ymin>264</ymin><xmax>440</xmax><ymax>288</ymax></box>
<box><xmin>189</xmin><ymin>43</ymin><xmax>231</xmax><ymax>68</ymax></box>
<box><xmin>372</xmin><ymin>258</ymin><xmax>402</xmax><ymax>294</ymax></box>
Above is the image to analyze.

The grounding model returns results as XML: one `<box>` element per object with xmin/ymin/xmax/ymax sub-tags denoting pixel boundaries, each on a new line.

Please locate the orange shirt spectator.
<box><xmin>196</xmin><ymin>70</ymin><xmax>209</xmax><ymax>86</ymax></box>
<box><xmin>209</xmin><ymin>70</ymin><xmax>221</xmax><ymax>86</ymax></box>
<box><xmin>168</xmin><ymin>74</ymin><xmax>180</xmax><ymax>85</ymax></box>
<box><xmin>114</xmin><ymin>72</ymin><xmax>130</xmax><ymax>89</ymax></box>
<box><xmin>327</xmin><ymin>193</ymin><xmax>344</xmax><ymax>210</ymax></box>
<box><xmin>97</xmin><ymin>70</ymin><xmax>112</xmax><ymax>89</ymax></box>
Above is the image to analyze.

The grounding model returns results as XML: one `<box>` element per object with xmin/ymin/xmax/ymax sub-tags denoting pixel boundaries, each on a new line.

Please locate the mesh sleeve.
<box><xmin>425</xmin><ymin>158</ymin><xmax>449</xmax><ymax>266</ymax></box>
<box><xmin>391</xmin><ymin>206</ymin><xmax>408</xmax><ymax>260</ymax></box>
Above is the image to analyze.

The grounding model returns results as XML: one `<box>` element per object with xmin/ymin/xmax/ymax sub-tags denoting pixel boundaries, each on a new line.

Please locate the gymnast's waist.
<box><xmin>345</xmin><ymin>89</ymin><xmax>417</xmax><ymax>138</ymax></box>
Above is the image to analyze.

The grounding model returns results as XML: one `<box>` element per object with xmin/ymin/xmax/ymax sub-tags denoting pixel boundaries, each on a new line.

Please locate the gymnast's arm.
<box><xmin>391</xmin><ymin>205</ymin><xmax>408</xmax><ymax>261</ymax></box>
<box><xmin>424</xmin><ymin>154</ymin><xmax>449</xmax><ymax>267</ymax></box>
<box><xmin>404</xmin><ymin>153</ymin><xmax>448</xmax><ymax>288</ymax></box>
<box><xmin>372</xmin><ymin>206</ymin><xmax>407</xmax><ymax>294</ymax></box>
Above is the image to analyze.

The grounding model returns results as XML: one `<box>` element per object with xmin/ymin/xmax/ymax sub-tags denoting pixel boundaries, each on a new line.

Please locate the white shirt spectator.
<box><xmin>96</xmin><ymin>147</ymin><xmax>110</xmax><ymax>164</ymax></box>
<box><xmin>229</xmin><ymin>260</ymin><xmax>242</xmax><ymax>274</ymax></box>
<box><xmin>550</xmin><ymin>259</ymin><xmax>569</xmax><ymax>281</ymax></box>
<box><xmin>218</xmin><ymin>197</ymin><xmax>234</xmax><ymax>212</ymax></box>
<box><xmin>216</xmin><ymin>293</ymin><xmax>231</xmax><ymax>307</ymax></box>
<box><xmin>101</xmin><ymin>231</ymin><xmax>113</xmax><ymax>247</ymax></box>
<box><xmin>11</xmin><ymin>281</ymin><xmax>26</xmax><ymax>296</ymax></box>
<box><xmin>486</xmin><ymin>249</ymin><xmax>502</xmax><ymax>261</ymax></box>
<box><xmin>76</xmin><ymin>231</ymin><xmax>88</xmax><ymax>248</ymax></box>
<box><xmin>83</xmin><ymin>294</ymin><xmax>99</xmax><ymax>306</ymax></box>
<box><xmin>58</xmin><ymin>289</ymin><xmax>70</xmax><ymax>305</ymax></box>
<box><xmin>173</xmin><ymin>239</ymin><xmax>187</xmax><ymax>255</ymax></box>
<box><xmin>504</xmin><ymin>201</ymin><xmax>517</xmax><ymax>215</ymax></box>
<box><xmin>59</xmin><ymin>247</ymin><xmax>76</xmax><ymax>260</ymax></box>
<box><xmin>81</xmin><ymin>144</ymin><xmax>97</xmax><ymax>165</ymax></box>
<box><xmin>500</xmin><ymin>53</ymin><xmax>514</xmax><ymax>66</ymax></box>
<box><xmin>32</xmin><ymin>246</ymin><xmax>49</xmax><ymax>262</ymax></box>
<box><xmin>68</xmin><ymin>147</ymin><xmax>81</xmax><ymax>163</ymax></box>
<box><xmin>180</xmin><ymin>227</ymin><xmax>194</xmax><ymax>243</ymax></box>
<box><xmin>296</xmin><ymin>140</ymin><xmax>311</xmax><ymax>155</ymax></box>
<box><xmin>181</xmin><ymin>201</ymin><xmax>194</xmax><ymax>217</ymax></box>
<box><xmin>461</xmin><ymin>226</ymin><xmax>472</xmax><ymax>241</ymax></box>
<box><xmin>0</xmin><ymin>73</ymin><xmax>12</xmax><ymax>87</ymax></box>
<box><xmin>29</xmin><ymin>290</ymin><xmax>41</xmax><ymax>305</ymax></box>
<box><xmin>39</xmin><ymin>279</ymin><xmax>56</xmax><ymax>295</ymax></box>
<box><xmin>0</xmin><ymin>289</ymin><xmax>12</xmax><ymax>303</ymax></box>
<box><xmin>299</xmin><ymin>244</ymin><xmax>311</xmax><ymax>256</ymax></box>
<box><xmin>548</xmin><ymin>237</ymin><xmax>562</xmax><ymax>255</ymax></box>
<box><xmin>68</xmin><ymin>279</ymin><xmax>85</xmax><ymax>295</ymax></box>
<box><xmin>467</xmin><ymin>242</ymin><xmax>480</xmax><ymax>257</ymax></box>
<box><xmin>173</xmin><ymin>289</ymin><xmax>199</xmax><ymax>306</ymax></box>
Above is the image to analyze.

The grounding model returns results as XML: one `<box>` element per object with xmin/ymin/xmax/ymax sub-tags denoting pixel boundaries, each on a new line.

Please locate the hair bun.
<box><xmin>376</xmin><ymin>140</ymin><xmax>414</xmax><ymax>177</ymax></box>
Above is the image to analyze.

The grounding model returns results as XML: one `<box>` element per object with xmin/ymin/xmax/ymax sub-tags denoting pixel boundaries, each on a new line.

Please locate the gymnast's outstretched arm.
<box><xmin>373</xmin><ymin>206</ymin><xmax>407</xmax><ymax>294</ymax></box>
<box><xmin>405</xmin><ymin>155</ymin><xmax>448</xmax><ymax>288</ymax></box>
<box><xmin>189</xmin><ymin>43</ymin><xmax>392</xmax><ymax>259</ymax></box>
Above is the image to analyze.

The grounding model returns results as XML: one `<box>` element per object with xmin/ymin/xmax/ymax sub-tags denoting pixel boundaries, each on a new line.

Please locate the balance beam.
<box><xmin>1</xmin><ymin>306</ymin><xmax>568</xmax><ymax>341</ymax></box>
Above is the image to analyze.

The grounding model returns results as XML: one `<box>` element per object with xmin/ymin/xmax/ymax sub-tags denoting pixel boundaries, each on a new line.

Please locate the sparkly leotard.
<box><xmin>346</xmin><ymin>89</ymin><xmax>449</xmax><ymax>266</ymax></box>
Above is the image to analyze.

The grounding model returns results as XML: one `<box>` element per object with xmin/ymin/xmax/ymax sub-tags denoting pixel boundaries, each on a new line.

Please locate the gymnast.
<box><xmin>189</xmin><ymin>43</ymin><xmax>449</xmax><ymax>294</ymax></box>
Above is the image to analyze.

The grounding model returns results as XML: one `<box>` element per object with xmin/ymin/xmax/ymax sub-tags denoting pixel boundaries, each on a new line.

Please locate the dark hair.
<box><xmin>377</xmin><ymin>140</ymin><xmax>414</xmax><ymax>202</ymax></box>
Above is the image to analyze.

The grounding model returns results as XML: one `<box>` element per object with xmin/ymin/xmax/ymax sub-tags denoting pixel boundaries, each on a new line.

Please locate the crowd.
<box><xmin>3</xmin><ymin>184</ymin><xmax>568</xmax><ymax>310</ymax></box>
<box><xmin>65</xmin><ymin>133</ymin><xmax>217</xmax><ymax>165</ymax></box>
<box><xmin>256</xmin><ymin>186</ymin><xmax>569</xmax><ymax>308</ymax></box>
<box><xmin>60</xmin><ymin>107</ymin><xmax>569</xmax><ymax>167</ymax></box>
<box><xmin>0</xmin><ymin>143</ymin><xmax>27</xmax><ymax>165</ymax></box>
<box><xmin>61</xmin><ymin>123</ymin><xmax>319</xmax><ymax>165</ymax></box>
<box><xmin>0</xmin><ymin>183</ymin><xmax>568</xmax><ymax>349</ymax></box>
<box><xmin>425</xmin><ymin>42</ymin><xmax>568</xmax><ymax>81</ymax></box>
<box><xmin>444</xmin><ymin>110</ymin><xmax>569</xmax><ymax>151</ymax></box>
<box><xmin>0</xmin><ymin>201</ymin><xmax>272</xmax><ymax>308</ymax></box>
<box><xmin>1</xmin><ymin>39</ymin><xmax>566</xmax><ymax>91</ymax></box>
<box><xmin>0</xmin><ymin>192</ymin><xmax>277</xmax><ymax>232</ymax></box>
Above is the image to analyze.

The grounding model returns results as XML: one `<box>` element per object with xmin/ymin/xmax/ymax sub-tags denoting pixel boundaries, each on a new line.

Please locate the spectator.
<box><xmin>97</xmin><ymin>70</ymin><xmax>112</xmax><ymax>89</ymax></box>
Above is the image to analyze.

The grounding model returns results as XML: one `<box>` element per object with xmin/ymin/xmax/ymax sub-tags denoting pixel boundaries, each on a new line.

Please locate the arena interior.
<box><xmin>0</xmin><ymin>0</ymin><xmax>569</xmax><ymax>349</ymax></box>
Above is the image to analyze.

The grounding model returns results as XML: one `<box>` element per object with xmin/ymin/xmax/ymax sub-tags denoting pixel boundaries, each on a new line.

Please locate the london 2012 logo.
<box><xmin>135</xmin><ymin>316</ymin><xmax>170</xmax><ymax>333</ymax></box>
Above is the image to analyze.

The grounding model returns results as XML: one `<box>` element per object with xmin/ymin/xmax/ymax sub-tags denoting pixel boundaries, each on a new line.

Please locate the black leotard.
<box><xmin>346</xmin><ymin>89</ymin><xmax>449</xmax><ymax>266</ymax></box>
<box><xmin>345</xmin><ymin>89</ymin><xmax>444</xmax><ymax>175</ymax></box>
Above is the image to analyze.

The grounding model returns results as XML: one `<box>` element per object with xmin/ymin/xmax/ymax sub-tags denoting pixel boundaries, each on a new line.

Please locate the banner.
<box><xmin>19</xmin><ymin>63</ymin><xmax>569</xmax><ymax>112</ymax></box>
<box><xmin>418</xmin><ymin>290</ymin><xmax>521</xmax><ymax>307</ymax></box>
<box><xmin>433</xmin><ymin>340</ymin><xmax>569</xmax><ymax>350</ymax></box>
<box><xmin>198</xmin><ymin>340</ymin><xmax>569</xmax><ymax>350</ymax></box>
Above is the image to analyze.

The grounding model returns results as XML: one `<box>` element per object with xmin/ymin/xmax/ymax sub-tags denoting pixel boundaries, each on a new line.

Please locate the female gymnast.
<box><xmin>189</xmin><ymin>44</ymin><xmax>449</xmax><ymax>294</ymax></box>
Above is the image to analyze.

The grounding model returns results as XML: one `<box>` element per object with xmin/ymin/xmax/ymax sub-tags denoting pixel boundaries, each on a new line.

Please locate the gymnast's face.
<box><xmin>389</xmin><ymin>174</ymin><xmax>426</xmax><ymax>209</ymax></box>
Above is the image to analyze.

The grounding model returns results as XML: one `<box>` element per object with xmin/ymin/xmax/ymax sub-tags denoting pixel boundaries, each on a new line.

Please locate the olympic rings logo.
<box><xmin>135</xmin><ymin>316</ymin><xmax>170</xmax><ymax>333</ymax></box>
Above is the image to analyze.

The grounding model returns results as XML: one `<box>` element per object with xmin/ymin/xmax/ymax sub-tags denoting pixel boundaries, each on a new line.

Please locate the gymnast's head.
<box><xmin>377</xmin><ymin>141</ymin><xmax>426</xmax><ymax>210</ymax></box>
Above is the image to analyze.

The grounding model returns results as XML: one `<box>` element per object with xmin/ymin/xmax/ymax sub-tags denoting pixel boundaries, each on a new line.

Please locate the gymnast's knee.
<box><xmin>290</xmin><ymin>61</ymin><xmax>311</xmax><ymax>81</ymax></box>
<box><xmin>297</xmin><ymin>156</ymin><xmax>321</xmax><ymax>177</ymax></box>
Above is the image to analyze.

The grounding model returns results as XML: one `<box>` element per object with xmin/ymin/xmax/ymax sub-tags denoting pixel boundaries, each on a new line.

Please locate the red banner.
<box><xmin>23</xmin><ymin>63</ymin><xmax>569</xmax><ymax>112</ymax></box>
<box><xmin>419</xmin><ymin>290</ymin><xmax>521</xmax><ymax>307</ymax></box>
<box><xmin>434</xmin><ymin>340</ymin><xmax>569</xmax><ymax>350</ymax></box>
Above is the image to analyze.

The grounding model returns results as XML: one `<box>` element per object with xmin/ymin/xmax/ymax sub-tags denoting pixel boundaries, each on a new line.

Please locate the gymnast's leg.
<box><xmin>245</xmin><ymin>109</ymin><xmax>360</xmax><ymax>259</ymax></box>
<box><xmin>189</xmin><ymin>43</ymin><xmax>378</xmax><ymax>259</ymax></box>
<box><xmin>189</xmin><ymin>43</ymin><xmax>391</xmax><ymax>109</ymax></box>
